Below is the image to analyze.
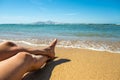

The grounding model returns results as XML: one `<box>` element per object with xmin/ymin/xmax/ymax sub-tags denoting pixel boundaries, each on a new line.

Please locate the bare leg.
<box><xmin>0</xmin><ymin>52</ymin><xmax>49</xmax><ymax>80</ymax></box>
<box><xmin>0</xmin><ymin>39</ymin><xmax>57</xmax><ymax>61</ymax></box>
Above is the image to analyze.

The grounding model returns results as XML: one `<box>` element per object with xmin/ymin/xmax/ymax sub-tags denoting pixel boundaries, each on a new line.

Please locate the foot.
<box><xmin>43</xmin><ymin>39</ymin><xmax>57</xmax><ymax>59</ymax></box>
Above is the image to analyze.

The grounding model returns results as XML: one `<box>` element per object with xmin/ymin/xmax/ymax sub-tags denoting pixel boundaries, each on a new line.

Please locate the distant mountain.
<box><xmin>34</xmin><ymin>21</ymin><xmax>57</xmax><ymax>24</ymax></box>
<box><xmin>31</xmin><ymin>21</ymin><xmax>119</xmax><ymax>25</ymax></box>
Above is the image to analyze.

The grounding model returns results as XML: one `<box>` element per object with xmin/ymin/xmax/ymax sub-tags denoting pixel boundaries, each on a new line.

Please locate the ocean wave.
<box><xmin>0</xmin><ymin>39</ymin><xmax>120</xmax><ymax>53</ymax></box>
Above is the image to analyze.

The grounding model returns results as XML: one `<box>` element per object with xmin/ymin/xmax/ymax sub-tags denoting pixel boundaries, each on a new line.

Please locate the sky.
<box><xmin>0</xmin><ymin>0</ymin><xmax>120</xmax><ymax>24</ymax></box>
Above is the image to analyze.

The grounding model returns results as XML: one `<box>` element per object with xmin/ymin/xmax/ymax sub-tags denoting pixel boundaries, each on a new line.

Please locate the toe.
<box><xmin>50</xmin><ymin>39</ymin><xmax>57</xmax><ymax>47</ymax></box>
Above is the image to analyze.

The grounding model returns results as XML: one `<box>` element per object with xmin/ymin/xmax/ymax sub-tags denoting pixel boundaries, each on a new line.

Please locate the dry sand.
<box><xmin>23</xmin><ymin>47</ymin><xmax>120</xmax><ymax>80</ymax></box>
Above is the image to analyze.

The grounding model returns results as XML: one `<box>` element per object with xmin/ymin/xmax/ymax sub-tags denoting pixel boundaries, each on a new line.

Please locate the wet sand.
<box><xmin>23</xmin><ymin>47</ymin><xmax>120</xmax><ymax>80</ymax></box>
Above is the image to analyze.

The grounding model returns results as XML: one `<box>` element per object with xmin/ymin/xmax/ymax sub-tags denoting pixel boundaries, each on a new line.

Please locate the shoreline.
<box><xmin>0</xmin><ymin>39</ymin><xmax>120</xmax><ymax>54</ymax></box>
<box><xmin>17</xmin><ymin>42</ymin><xmax>120</xmax><ymax>54</ymax></box>
<box><xmin>0</xmin><ymin>39</ymin><xmax>119</xmax><ymax>54</ymax></box>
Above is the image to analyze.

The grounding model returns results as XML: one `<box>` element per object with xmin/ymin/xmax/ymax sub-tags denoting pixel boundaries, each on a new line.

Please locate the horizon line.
<box><xmin>0</xmin><ymin>21</ymin><xmax>119</xmax><ymax>25</ymax></box>
<box><xmin>0</xmin><ymin>23</ymin><xmax>119</xmax><ymax>25</ymax></box>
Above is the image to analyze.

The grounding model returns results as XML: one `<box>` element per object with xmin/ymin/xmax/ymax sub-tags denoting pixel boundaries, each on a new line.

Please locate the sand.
<box><xmin>23</xmin><ymin>47</ymin><xmax>120</xmax><ymax>80</ymax></box>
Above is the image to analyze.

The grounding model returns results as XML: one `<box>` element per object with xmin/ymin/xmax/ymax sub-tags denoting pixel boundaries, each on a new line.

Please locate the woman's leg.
<box><xmin>0</xmin><ymin>39</ymin><xmax>57</xmax><ymax>61</ymax></box>
<box><xmin>0</xmin><ymin>52</ymin><xmax>49</xmax><ymax>80</ymax></box>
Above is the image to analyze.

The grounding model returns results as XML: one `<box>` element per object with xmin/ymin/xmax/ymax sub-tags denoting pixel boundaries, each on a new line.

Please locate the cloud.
<box><xmin>48</xmin><ymin>0</ymin><xmax>54</xmax><ymax>2</ymax></box>
<box><xmin>29</xmin><ymin>0</ymin><xmax>47</xmax><ymax>11</ymax></box>
<box><xmin>0</xmin><ymin>16</ymin><xmax>40</xmax><ymax>23</ymax></box>
<box><xmin>30</xmin><ymin>0</ymin><xmax>43</xmax><ymax>5</ymax></box>
<box><xmin>64</xmin><ymin>13</ymin><xmax>78</xmax><ymax>16</ymax></box>
<box><xmin>29</xmin><ymin>0</ymin><xmax>57</xmax><ymax>12</ymax></box>
<box><xmin>0</xmin><ymin>16</ymin><xmax>25</xmax><ymax>19</ymax></box>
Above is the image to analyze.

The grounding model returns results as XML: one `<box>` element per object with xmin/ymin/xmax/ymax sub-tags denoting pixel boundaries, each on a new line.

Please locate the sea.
<box><xmin>0</xmin><ymin>24</ymin><xmax>120</xmax><ymax>53</ymax></box>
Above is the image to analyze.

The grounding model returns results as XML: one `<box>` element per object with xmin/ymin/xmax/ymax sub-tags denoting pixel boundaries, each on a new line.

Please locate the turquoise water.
<box><xmin>0</xmin><ymin>24</ymin><xmax>120</xmax><ymax>53</ymax></box>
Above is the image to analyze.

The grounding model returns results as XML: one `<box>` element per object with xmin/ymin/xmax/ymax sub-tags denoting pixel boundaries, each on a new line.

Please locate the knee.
<box><xmin>3</xmin><ymin>41</ymin><xmax>17</xmax><ymax>47</ymax></box>
<box><xmin>16</xmin><ymin>52</ymin><xmax>34</xmax><ymax>62</ymax></box>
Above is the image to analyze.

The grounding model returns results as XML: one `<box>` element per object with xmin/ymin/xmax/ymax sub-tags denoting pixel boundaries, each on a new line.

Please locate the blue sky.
<box><xmin>0</xmin><ymin>0</ymin><xmax>120</xmax><ymax>24</ymax></box>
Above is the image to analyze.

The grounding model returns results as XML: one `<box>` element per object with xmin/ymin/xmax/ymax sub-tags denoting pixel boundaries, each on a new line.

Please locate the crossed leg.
<box><xmin>0</xmin><ymin>39</ymin><xmax>57</xmax><ymax>80</ymax></box>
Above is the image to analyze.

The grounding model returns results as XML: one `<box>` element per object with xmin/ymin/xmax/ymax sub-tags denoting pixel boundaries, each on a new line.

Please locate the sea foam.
<box><xmin>0</xmin><ymin>39</ymin><xmax>120</xmax><ymax>53</ymax></box>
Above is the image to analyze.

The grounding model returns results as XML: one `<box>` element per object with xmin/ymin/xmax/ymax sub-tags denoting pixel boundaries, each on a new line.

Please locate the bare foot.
<box><xmin>43</xmin><ymin>39</ymin><xmax>57</xmax><ymax>59</ymax></box>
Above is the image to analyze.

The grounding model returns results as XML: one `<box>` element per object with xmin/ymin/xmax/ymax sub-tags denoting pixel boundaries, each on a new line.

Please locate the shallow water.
<box><xmin>0</xmin><ymin>24</ymin><xmax>120</xmax><ymax>53</ymax></box>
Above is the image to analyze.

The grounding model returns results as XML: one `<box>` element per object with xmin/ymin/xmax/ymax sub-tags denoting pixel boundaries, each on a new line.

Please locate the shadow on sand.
<box><xmin>23</xmin><ymin>58</ymin><xmax>71</xmax><ymax>80</ymax></box>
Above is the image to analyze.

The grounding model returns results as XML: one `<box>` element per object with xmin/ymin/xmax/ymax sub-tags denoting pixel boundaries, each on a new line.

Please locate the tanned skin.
<box><xmin>0</xmin><ymin>39</ymin><xmax>57</xmax><ymax>80</ymax></box>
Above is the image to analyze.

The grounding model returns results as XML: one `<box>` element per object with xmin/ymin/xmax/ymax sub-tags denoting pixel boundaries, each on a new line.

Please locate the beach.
<box><xmin>1</xmin><ymin>0</ymin><xmax>120</xmax><ymax>79</ymax></box>
<box><xmin>0</xmin><ymin>24</ymin><xmax>120</xmax><ymax>80</ymax></box>
<box><xmin>23</xmin><ymin>46</ymin><xmax>120</xmax><ymax>80</ymax></box>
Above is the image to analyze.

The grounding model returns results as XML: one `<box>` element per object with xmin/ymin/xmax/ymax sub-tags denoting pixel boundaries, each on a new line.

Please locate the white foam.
<box><xmin>0</xmin><ymin>39</ymin><xmax>120</xmax><ymax>53</ymax></box>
